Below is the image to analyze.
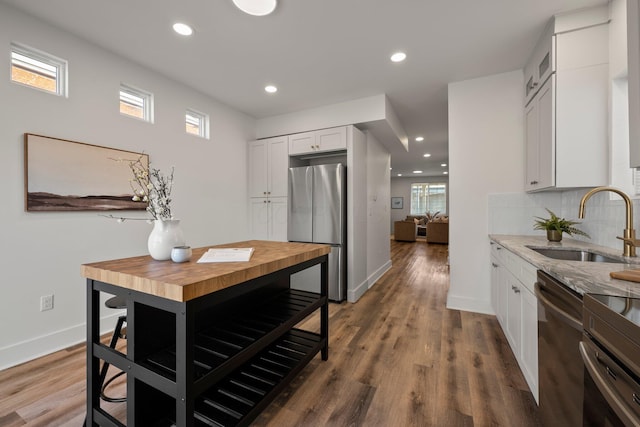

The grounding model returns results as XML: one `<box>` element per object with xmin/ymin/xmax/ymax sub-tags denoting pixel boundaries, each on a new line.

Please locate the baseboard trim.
<box><xmin>347</xmin><ymin>278</ymin><xmax>369</xmax><ymax>303</ymax></box>
<box><xmin>368</xmin><ymin>260</ymin><xmax>392</xmax><ymax>289</ymax></box>
<box><xmin>0</xmin><ymin>310</ymin><xmax>124</xmax><ymax>371</ymax></box>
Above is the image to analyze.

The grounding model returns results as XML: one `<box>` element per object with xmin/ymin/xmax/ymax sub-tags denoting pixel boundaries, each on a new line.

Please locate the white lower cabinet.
<box><xmin>490</xmin><ymin>241</ymin><xmax>539</xmax><ymax>403</ymax></box>
<box><xmin>250</xmin><ymin>197</ymin><xmax>287</xmax><ymax>242</ymax></box>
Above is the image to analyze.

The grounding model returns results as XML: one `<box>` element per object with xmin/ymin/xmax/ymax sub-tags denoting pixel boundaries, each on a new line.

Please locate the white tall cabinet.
<box><xmin>524</xmin><ymin>8</ymin><xmax>609</xmax><ymax>191</ymax></box>
<box><xmin>248</xmin><ymin>136</ymin><xmax>289</xmax><ymax>241</ymax></box>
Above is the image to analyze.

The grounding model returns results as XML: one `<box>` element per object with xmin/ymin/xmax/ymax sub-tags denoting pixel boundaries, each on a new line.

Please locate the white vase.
<box><xmin>147</xmin><ymin>219</ymin><xmax>186</xmax><ymax>260</ymax></box>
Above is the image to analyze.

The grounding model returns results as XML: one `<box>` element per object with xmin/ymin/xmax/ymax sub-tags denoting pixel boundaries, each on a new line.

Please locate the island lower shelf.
<box><xmin>138</xmin><ymin>289</ymin><xmax>325</xmax><ymax>393</ymax></box>
<box><xmin>151</xmin><ymin>329</ymin><xmax>323</xmax><ymax>427</ymax></box>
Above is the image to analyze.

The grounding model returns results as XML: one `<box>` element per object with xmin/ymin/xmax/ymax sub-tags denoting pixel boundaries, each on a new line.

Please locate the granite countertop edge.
<box><xmin>489</xmin><ymin>234</ymin><xmax>640</xmax><ymax>298</ymax></box>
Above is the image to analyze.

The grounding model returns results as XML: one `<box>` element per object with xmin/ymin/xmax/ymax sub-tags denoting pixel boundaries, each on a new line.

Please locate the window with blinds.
<box><xmin>186</xmin><ymin>109</ymin><xmax>209</xmax><ymax>139</ymax></box>
<box><xmin>120</xmin><ymin>84</ymin><xmax>153</xmax><ymax>122</ymax></box>
<box><xmin>11</xmin><ymin>43</ymin><xmax>67</xmax><ymax>96</ymax></box>
<box><xmin>410</xmin><ymin>183</ymin><xmax>447</xmax><ymax>215</ymax></box>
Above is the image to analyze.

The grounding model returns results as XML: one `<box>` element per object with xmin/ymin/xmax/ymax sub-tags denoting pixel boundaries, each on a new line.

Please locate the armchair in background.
<box><xmin>394</xmin><ymin>220</ymin><xmax>417</xmax><ymax>242</ymax></box>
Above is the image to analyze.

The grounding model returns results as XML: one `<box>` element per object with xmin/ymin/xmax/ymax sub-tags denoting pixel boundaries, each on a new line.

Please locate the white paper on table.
<box><xmin>197</xmin><ymin>248</ymin><xmax>254</xmax><ymax>263</ymax></box>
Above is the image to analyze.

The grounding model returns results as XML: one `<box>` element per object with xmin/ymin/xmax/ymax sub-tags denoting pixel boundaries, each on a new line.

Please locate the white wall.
<box><xmin>365</xmin><ymin>132</ymin><xmax>392</xmax><ymax>289</ymax></box>
<box><xmin>448</xmin><ymin>70</ymin><xmax>524</xmax><ymax>314</ymax></box>
<box><xmin>346</xmin><ymin>127</ymin><xmax>369</xmax><ymax>302</ymax></box>
<box><xmin>0</xmin><ymin>4</ymin><xmax>255</xmax><ymax>369</ymax></box>
<box><xmin>390</xmin><ymin>176</ymin><xmax>450</xmax><ymax>232</ymax></box>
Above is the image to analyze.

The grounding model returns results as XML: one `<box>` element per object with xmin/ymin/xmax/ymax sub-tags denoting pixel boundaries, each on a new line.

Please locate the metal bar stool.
<box><xmin>98</xmin><ymin>295</ymin><xmax>127</xmax><ymax>403</ymax></box>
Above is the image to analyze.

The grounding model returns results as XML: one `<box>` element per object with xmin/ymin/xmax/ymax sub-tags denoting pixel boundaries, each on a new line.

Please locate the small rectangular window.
<box><xmin>120</xmin><ymin>84</ymin><xmax>153</xmax><ymax>122</ymax></box>
<box><xmin>10</xmin><ymin>42</ymin><xmax>67</xmax><ymax>96</ymax></box>
<box><xmin>185</xmin><ymin>109</ymin><xmax>209</xmax><ymax>139</ymax></box>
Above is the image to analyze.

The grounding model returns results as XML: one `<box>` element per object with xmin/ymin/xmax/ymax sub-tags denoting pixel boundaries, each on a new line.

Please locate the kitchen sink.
<box><xmin>527</xmin><ymin>247</ymin><xmax>626</xmax><ymax>264</ymax></box>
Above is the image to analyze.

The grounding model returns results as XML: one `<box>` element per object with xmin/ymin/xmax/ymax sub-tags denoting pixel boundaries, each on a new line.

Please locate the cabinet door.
<box><xmin>525</xmin><ymin>77</ymin><xmax>554</xmax><ymax>191</ymax></box>
<box><xmin>496</xmin><ymin>264</ymin><xmax>508</xmax><ymax>329</ymax></box>
<box><xmin>505</xmin><ymin>271</ymin><xmax>522</xmax><ymax>356</ymax></box>
<box><xmin>250</xmin><ymin>198</ymin><xmax>269</xmax><ymax>240</ymax></box>
<box><xmin>248</xmin><ymin>140</ymin><xmax>268</xmax><ymax>198</ymax></box>
<box><xmin>267</xmin><ymin>136</ymin><xmax>289</xmax><ymax>197</ymax></box>
<box><xmin>289</xmin><ymin>132</ymin><xmax>316</xmax><ymax>155</ymax></box>
<box><xmin>268</xmin><ymin>197</ymin><xmax>288</xmax><ymax>242</ymax></box>
<box><xmin>490</xmin><ymin>256</ymin><xmax>500</xmax><ymax>314</ymax></box>
<box><xmin>630</xmin><ymin>0</ymin><xmax>640</xmax><ymax>167</ymax></box>
<box><xmin>521</xmin><ymin>286</ymin><xmax>539</xmax><ymax>403</ymax></box>
<box><xmin>537</xmin><ymin>77</ymin><xmax>555</xmax><ymax>189</ymax></box>
<box><xmin>524</xmin><ymin>99</ymin><xmax>540</xmax><ymax>190</ymax></box>
<box><xmin>316</xmin><ymin>127</ymin><xmax>347</xmax><ymax>152</ymax></box>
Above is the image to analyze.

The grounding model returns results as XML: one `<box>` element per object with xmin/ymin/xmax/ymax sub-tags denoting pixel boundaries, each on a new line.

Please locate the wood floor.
<box><xmin>0</xmin><ymin>240</ymin><xmax>541</xmax><ymax>426</ymax></box>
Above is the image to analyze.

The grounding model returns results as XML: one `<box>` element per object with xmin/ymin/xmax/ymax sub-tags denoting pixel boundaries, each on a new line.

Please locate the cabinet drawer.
<box><xmin>490</xmin><ymin>241</ymin><xmax>505</xmax><ymax>263</ymax></box>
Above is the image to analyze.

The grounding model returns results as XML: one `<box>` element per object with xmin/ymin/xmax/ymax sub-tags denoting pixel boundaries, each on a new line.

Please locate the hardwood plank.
<box><xmin>0</xmin><ymin>239</ymin><xmax>541</xmax><ymax>426</ymax></box>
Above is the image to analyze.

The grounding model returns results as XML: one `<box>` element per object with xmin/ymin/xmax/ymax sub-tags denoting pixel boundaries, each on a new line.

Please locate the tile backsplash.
<box><xmin>489</xmin><ymin>189</ymin><xmax>640</xmax><ymax>251</ymax></box>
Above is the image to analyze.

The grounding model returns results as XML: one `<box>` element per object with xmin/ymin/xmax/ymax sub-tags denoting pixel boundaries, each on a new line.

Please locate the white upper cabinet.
<box><xmin>629</xmin><ymin>0</ymin><xmax>640</xmax><ymax>167</ymax></box>
<box><xmin>248</xmin><ymin>136</ymin><xmax>289</xmax><ymax>198</ymax></box>
<box><xmin>524</xmin><ymin>7</ymin><xmax>609</xmax><ymax>192</ymax></box>
<box><xmin>289</xmin><ymin>126</ymin><xmax>347</xmax><ymax>155</ymax></box>
<box><xmin>524</xmin><ymin>23</ymin><xmax>554</xmax><ymax>105</ymax></box>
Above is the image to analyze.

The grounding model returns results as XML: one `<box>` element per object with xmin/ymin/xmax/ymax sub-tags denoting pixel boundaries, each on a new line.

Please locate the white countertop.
<box><xmin>489</xmin><ymin>235</ymin><xmax>640</xmax><ymax>298</ymax></box>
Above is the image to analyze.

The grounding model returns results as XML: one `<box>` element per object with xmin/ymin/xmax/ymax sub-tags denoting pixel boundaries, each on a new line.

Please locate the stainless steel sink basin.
<box><xmin>527</xmin><ymin>247</ymin><xmax>625</xmax><ymax>264</ymax></box>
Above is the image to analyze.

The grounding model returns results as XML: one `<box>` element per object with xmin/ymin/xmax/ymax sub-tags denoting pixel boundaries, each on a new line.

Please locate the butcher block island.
<box><xmin>82</xmin><ymin>240</ymin><xmax>331</xmax><ymax>427</ymax></box>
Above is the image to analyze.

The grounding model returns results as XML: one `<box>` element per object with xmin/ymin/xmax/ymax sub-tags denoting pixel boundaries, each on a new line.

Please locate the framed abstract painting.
<box><xmin>24</xmin><ymin>133</ymin><xmax>148</xmax><ymax>212</ymax></box>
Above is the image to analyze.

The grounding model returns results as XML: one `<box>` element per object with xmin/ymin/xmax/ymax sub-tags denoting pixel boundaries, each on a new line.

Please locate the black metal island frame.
<box><xmin>82</xmin><ymin>240</ymin><xmax>330</xmax><ymax>426</ymax></box>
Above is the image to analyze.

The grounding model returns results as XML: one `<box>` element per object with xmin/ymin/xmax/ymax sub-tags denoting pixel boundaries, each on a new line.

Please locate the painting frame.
<box><xmin>24</xmin><ymin>133</ymin><xmax>149</xmax><ymax>212</ymax></box>
<box><xmin>391</xmin><ymin>197</ymin><xmax>403</xmax><ymax>209</ymax></box>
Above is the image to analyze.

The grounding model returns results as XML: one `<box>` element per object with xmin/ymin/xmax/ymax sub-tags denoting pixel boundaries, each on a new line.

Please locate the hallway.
<box><xmin>255</xmin><ymin>240</ymin><xmax>541</xmax><ymax>426</ymax></box>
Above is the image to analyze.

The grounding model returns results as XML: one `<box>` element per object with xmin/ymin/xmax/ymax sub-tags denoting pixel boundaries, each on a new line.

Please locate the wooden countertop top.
<box><xmin>81</xmin><ymin>240</ymin><xmax>331</xmax><ymax>302</ymax></box>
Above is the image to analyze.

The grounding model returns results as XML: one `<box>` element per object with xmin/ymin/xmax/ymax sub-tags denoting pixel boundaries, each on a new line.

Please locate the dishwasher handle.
<box><xmin>535</xmin><ymin>281</ymin><xmax>582</xmax><ymax>331</ymax></box>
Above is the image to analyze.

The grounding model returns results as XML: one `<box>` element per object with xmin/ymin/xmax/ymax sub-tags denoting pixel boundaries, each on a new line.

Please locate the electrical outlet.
<box><xmin>40</xmin><ymin>294</ymin><xmax>54</xmax><ymax>311</ymax></box>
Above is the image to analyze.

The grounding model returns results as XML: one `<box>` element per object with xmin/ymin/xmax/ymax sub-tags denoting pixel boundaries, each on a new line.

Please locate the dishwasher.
<box><xmin>581</xmin><ymin>294</ymin><xmax>640</xmax><ymax>426</ymax></box>
<box><xmin>535</xmin><ymin>270</ymin><xmax>584</xmax><ymax>426</ymax></box>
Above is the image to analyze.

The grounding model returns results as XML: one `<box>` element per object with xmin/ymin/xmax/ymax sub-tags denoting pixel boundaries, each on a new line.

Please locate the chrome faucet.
<box><xmin>578</xmin><ymin>186</ymin><xmax>636</xmax><ymax>257</ymax></box>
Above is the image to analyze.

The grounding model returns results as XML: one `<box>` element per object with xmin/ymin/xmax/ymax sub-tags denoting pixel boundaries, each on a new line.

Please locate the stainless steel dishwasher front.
<box><xmin>535</xmin><ymin>270</ymin><xmax>584</xmax><ymax>427</ymax></box>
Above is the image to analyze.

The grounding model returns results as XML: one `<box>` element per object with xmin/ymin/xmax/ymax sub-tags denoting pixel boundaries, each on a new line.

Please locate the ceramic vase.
<box><xmin>148</xmin><ymin>219</ymin><xmax>186</xmax><ymax>260</ymax></box>
<box><xmin>546</xmin><ymin>229</ymin><xmax>563</xmax><ymax>242</ymax></box>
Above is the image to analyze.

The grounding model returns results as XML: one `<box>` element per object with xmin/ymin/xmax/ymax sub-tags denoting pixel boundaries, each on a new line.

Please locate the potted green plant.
<box><xmin>533</xmin><ymin>208</ymin><xmax>590</xmax><ymax>242</ymax></box>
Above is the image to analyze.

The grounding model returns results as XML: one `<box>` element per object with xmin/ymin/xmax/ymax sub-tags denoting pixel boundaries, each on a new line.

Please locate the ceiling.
<box><xmin>2</xmin><ymin>0</ymin><xmax>608</xmax><ymax>177</ymax></box>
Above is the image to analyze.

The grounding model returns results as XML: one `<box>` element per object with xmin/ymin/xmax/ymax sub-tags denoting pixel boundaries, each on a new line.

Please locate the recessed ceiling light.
<box><xmin>415</xmin><ymin>136</ymin><xmax>424</xmax><ymax>142</ymax></box>
<box><xmin>443</xmin><ymin>171</ymin><xmax>448</xmax><ymax>175</ymax></box>
<box><xmin>413</xmin><ymin>170</ymin><xmax>422</xmax><ymax>174</ymax></box>
<box><xmin>397</xmin><ymin>173</ymin><xmax>403</xmax><ymax>177</ymax></box>
<box><xmin>441</xmin><ymin>163</ymin><xmax>447</xmax><ymax>167</ymax></box>
<box><xmin>390</xmin><ymin>52</ymin><xmax>406</xmax><ymax>63</ymax></box>
<box><xmin>173</xmin><ymin>23</ymin><xmax>193</xmax><ymax>36</ymax></box>
<box><xmin>423</xmin><ymin>153</ymin><xmax>431</xmax><ymax>158</ymax></box>
<box><xmin>233</xmin><ymin>0</ymin><xmax>277</xmax><ymax>16</ymax></box>
<box><xmin>265</xmin><ymin>85</ymin><xmax>278</xmax><ymax>93</ymax></box>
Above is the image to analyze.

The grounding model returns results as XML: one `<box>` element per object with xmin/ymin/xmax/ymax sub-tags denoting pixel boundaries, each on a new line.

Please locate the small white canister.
<box><xmin>171</xmin><ymin>246</ymin><xmax>192</xmax><ymax>263</ymax></box>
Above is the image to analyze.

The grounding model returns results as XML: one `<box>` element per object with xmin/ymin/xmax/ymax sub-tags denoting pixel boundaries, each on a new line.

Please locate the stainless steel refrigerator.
<box><xmin>288</xmin><ymin>163</ymin><xmax>346</xmax><ymax>301</ymax></box>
